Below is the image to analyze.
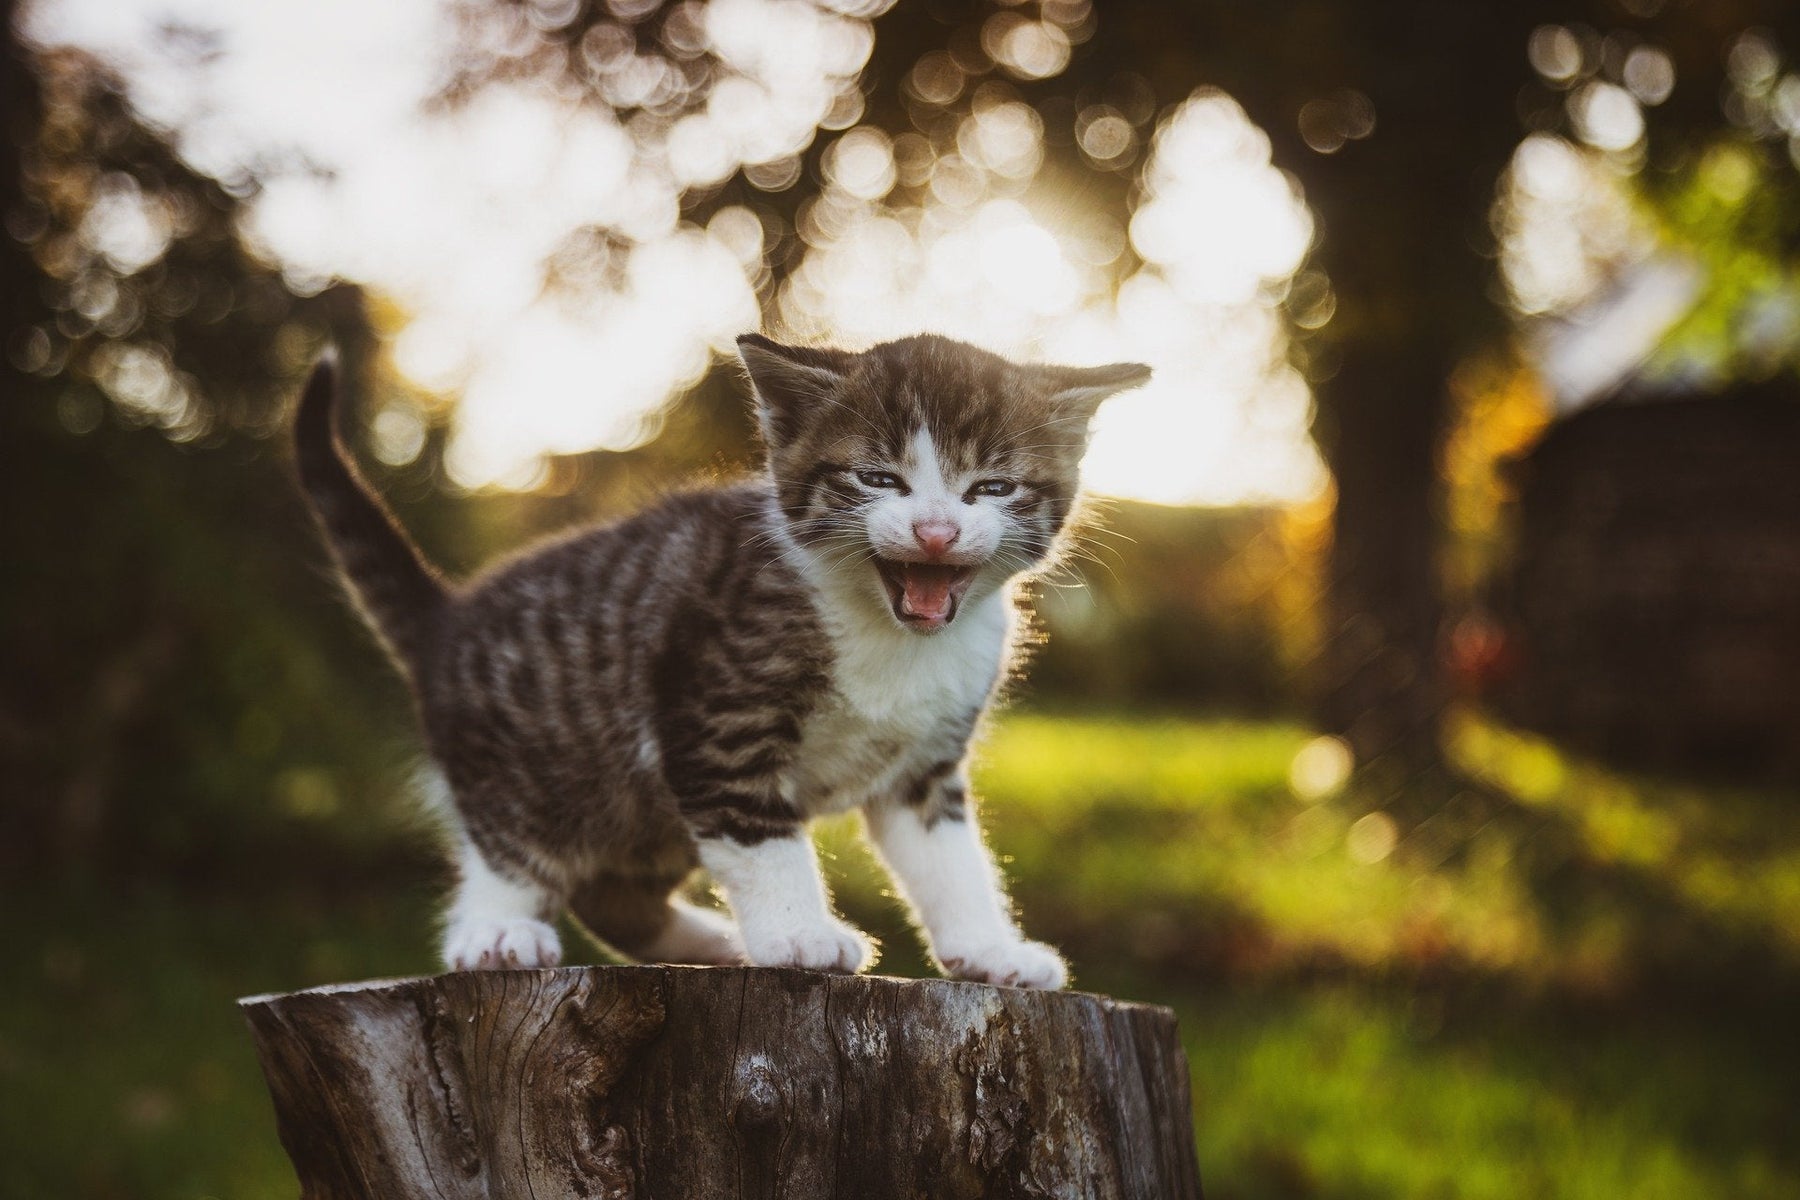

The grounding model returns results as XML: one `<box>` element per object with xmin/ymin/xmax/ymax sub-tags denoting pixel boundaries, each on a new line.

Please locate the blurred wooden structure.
<box><xmin>240</xmin><ymin>965</ymin><xmax>1205</xmax><ymax>1199</ymax></box>
<box><xmin>1499</xmin><ymin>385</ymin><xmax>1800</xmax><ymax>780</ymax></box>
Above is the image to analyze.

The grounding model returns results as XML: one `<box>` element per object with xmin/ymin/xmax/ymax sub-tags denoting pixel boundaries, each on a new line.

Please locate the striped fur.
<box><xmin>294</xmin><ymin>357</ymin><xmax>447</xmax><ymax>671</ymax></box>
<box><xmin>294</xmin><ymin>334</ymin><xmax>1148</xmax><ymax>985</ymax></box>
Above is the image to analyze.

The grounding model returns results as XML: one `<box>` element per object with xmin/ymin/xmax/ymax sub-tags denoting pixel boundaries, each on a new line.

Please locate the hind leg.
<box><xmin>441</xmin><ymin>838</ymin><xmax>563</xmax><ymax>970</ymax></box>
<box><xmin>569</xmin><ymin>872</ymin><xmax>746</xmax><ymax>966</ymax></box>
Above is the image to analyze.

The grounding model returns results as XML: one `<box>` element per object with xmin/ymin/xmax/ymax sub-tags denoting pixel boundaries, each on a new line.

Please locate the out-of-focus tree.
<box><xmin>1093</xmin><ymin>1</ymin><xmax>1800</xmax><ymax>795</ymax></box>
<box><xmin>13</xmin><ymin>0</ymin><xmax>1800</xmax><ymax>861</ymax></box>
<box><xmin>426</xmin><ymin>0</ymin><xmax>1800</xmax><ymax>800</ymax></box>
<box><xmin>0</xmin><ymin>2</ymin><xmax>401</xmax><ymax>870</ymax></box>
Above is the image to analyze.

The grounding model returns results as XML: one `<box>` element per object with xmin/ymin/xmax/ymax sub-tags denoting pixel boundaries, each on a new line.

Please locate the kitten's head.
<box><xmin>738</xmin><ymin>332</ymin><xmax>1150</xmax><ymax>634</ymax></box>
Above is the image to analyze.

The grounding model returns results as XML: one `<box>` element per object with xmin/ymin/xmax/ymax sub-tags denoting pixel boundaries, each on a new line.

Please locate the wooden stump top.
<box><xmin>241</xmin><ymin>965</ymin><xmax>1203</xmax><ymax>1199</ymax></box>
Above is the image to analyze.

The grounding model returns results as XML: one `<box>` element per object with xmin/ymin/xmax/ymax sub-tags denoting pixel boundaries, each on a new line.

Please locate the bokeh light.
<box><xmin>779</xmin><ymin>87</ymin><xmax>1324</xmax><ymax>506</ymax></box>
<box><xmin>29</xmin><ymin>0</ymin><xmax>1325</xmax><ymax>504</ymax></box>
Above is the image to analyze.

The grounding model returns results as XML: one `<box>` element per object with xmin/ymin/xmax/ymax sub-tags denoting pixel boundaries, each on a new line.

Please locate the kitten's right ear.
<box><xmin>1040</xmin><ymin>360</ymin><xmax>1153</xmax><ymax>419</ymax></box>
<box><xmin>736</xmin><ymin>334</ymin><xmax>853</xmax><ymax>445</ymax></box>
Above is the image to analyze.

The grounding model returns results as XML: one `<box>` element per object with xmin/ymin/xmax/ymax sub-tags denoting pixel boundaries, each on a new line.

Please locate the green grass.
<box><xmin>4</xmin><ymin>712</ymin><xmax>1797</xmax><ymax>1198</ymax></box>
<box><xmin>0</xmin><ymin>884</ymin><xmax>439</xmax><ymax>1200</ymax></box>
<box><xmin>1178</xmin><ymin>983</ymin><xmax>1797</xmax><ymax>1200</ymax></box>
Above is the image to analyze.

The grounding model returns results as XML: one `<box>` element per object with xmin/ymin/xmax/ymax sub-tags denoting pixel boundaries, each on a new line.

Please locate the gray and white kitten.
<box><xmin>295</xmin><ymin>333</ymin><xmax>1148</xmax><ymax>988</ymax></box>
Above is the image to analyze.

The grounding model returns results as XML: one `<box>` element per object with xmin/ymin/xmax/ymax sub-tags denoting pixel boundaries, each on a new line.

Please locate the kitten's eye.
<box><xmin>967</xmin><ymin>479</ymin><xmax>1017</xmax><ymax>499</ymax></box>
<box><xmin>856</xmin><ymin>469</ymin><xmax>904</xmax><ymax>490</ymax></box>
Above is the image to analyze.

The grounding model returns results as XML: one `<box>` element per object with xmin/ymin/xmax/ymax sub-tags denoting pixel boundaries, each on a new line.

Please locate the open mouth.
<box><xmin>873</xmin><ymin>558</ymin><xmax>977</xmax><ymax>631</ymax></box>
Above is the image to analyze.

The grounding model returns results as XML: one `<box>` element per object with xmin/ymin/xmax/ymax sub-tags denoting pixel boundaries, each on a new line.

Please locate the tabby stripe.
<box><xmin>679</xmin><ymin>779</ymin><xmax>796</xmax><ymax>809</ymax></box>
<box><xmin>689</xmin><ymin>739</ymin><xmax>789</xmax><ymax>775</ymax></box>
<box><xmin>934</xmin><ymin>784</ymin><xmax>969</xmax><ymax>825</ymax></box>
<box><xmin>902</xmin><ymin>758</ymin><xmax>962</xmax><ymax>808</ymax></box>
<box><xmin>692</xmin><ymin>812</ymin><xmax>801</xmax><ymax>845</ymax></box>
<box><xmin>707</xmin><ymin>716</ymin><xmax>802</xmax><ymax>754</ymax></box>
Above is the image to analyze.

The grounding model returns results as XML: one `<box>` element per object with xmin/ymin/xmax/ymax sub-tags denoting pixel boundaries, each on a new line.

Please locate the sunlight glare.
<box><xmin>33</xmin><ymin>0</ymin><xmax>1325</xmax><ymax>505</ymax></box>
<box><xmin>780</xmin><ymin>89</ymin><xmax>1325</xmax><ymax>506</ymax></box>
<box><xmin>447</xmin><ymin>228</ymin><xmax>758</xmax><ymax>488</ymax></box>
<box><xmin>1131</xmin><ymin>92</ymin><xmax>1312</xmax><ymax>305</ymax></box>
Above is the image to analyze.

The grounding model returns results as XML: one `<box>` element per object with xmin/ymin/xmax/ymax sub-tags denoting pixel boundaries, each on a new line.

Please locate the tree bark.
<box><xmin>240</xmin><ymin>966</ymin><xmax>1204</xmax><ymax>1200</ymax></box>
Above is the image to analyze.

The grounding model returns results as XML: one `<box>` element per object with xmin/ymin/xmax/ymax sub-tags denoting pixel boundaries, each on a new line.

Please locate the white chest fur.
<box><xmin>787</xmin><ymin>587</ymin><xmax>1011</xmax><ymax>815</ymax></box>
<box><xmin>829</xmin><ymin>589</ymin><xmax>1009</xmax><ymax>724</ymax></box>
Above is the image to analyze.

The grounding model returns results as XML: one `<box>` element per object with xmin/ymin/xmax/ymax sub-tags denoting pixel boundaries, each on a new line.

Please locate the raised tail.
<box><xmin>294</xmin><ymin>355</ymin><xmax>447</xmax><ymax>674</ymax></box>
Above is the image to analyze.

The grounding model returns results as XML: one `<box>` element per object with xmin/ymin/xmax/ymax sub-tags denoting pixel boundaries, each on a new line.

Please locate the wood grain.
<box><xmin>241</xmin><ymin>966</ymin><xmax>1204</xmax><ymax>1199</ymax></box>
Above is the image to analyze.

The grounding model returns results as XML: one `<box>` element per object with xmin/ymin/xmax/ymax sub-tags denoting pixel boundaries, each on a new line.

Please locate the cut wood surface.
<box><xmin>240</xmin><ymin>965</ymin><xmax>1204</xmax><ymax>1199</ymax></box>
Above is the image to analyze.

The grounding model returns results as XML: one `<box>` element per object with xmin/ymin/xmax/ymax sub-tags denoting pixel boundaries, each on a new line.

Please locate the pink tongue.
<box><xmin>900</xmin><ymin>564</ymin><xmax>959</xmax><ymax>620</ymax></box>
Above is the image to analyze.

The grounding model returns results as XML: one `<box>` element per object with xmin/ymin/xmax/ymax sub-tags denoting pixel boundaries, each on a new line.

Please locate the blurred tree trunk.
<box><xmin>0</xmin><ymin>22</ymin><xmax>360</xmax><ymax>871</ymax></box>
<box><xmin>1</xmin><ymin>0</ymin><xmax>31</xmax><ymax>318</ymax></box>
<box><xmin>1222</xmin><ymin>0</ymin><xmax>1799</xmax><ymax>784</ymax></box>
<box><xmin>1311</xmin><ymin>344</ymin><xmax>1453</xmax><ymax>774</ymax></box>
<box><xmin>1162</xmin><ymin>1</ymin><xmax>1559</xmax><ymax>786</ymax></box>
<box><xmin>1273</xmin><ymin>22</ymin><xmax>1509</xmax><ymax>783</ymax></box>
<box><xmin>0</xmin><ymin>0</ymin><xmax>51</xmax><ymax>838</ymax></box>
<box><xmin>2</xmin><ymin>0</ymin><xmax>41</xmax><ymax>385</ymax></box>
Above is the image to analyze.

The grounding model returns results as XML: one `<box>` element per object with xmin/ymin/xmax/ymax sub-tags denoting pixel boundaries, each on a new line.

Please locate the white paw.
<box><xmin>743</xmin><ymin>919</ymin><xmax>874</xmax><ymax>974</ymax></box>
<box><xmin>443</xmin><ymin>918</ymin><xmax>562</xmax><ymax>971</ymax></box>
<box><xmin>642</xmin><ymin>902</ymin><xmax>748</xmax><ymax>966</ymax></box>
<box><xmin>937</xmin><ymin>938</ymin><xmax>1067</xmax><ymax>990</ymax></box>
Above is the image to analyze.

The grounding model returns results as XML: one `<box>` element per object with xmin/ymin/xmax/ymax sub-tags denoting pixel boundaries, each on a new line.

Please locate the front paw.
<box><xmin>443</xmin><ymin>918</ymin><xmax>562</xmax><ymax>971</ymax></box>
<box><xmin>744</xmin><ymin>920</ymin><xmax>875</xmax><ymax>974</ymax></box>
<box><xmin>938</xmin><ymin>938</ymin><xmax>1067</xmax><ymax>990</ymax></box>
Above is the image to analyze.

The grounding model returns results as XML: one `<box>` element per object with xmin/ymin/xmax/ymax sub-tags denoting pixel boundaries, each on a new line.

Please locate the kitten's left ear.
<box><xmin>737</xmin><ymin>333</ymin><xmax>854</xmax><ymax>445</ymax></box>
<box><xmin>1040</xmin><ymin>360</ymin><xmax>1153</xmax><ymax>419</ymax></box>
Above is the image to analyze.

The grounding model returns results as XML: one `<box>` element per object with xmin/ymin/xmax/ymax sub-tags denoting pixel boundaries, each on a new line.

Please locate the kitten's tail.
<box><xmin>294</xmin><ymin>354</ymin><xmax>447</xmax><ymax>674</ymax></box>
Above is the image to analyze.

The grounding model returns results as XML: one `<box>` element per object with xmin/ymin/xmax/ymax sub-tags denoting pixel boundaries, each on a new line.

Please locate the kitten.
<box><xmin>295</xmin><ymin>333</ymin><xmax>1148</xmax><ymax>988</ymax></box>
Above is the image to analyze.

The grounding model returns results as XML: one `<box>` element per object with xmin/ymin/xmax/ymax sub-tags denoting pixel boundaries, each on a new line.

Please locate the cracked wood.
<box><xmin>240</xmin><ymin>966</ymin><xmax>1204</xmax><ymax>1199</ymax></box>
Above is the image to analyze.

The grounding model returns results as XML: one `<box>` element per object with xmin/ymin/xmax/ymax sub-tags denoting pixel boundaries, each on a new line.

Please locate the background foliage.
<box><xmin>4</xmin><ymin>0</ymin><xmax>1800</xmax><ymax>1196</ymax></box>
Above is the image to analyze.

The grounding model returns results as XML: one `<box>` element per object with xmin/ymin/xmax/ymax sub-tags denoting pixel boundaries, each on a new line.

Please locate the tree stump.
<box><xmin>240</xmin><ymin>966</ymin><xmax>1204</xmax><ymax>1199</ymax></box>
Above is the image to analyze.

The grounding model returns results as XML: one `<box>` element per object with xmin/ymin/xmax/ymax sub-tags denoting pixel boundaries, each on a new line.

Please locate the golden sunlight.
<box><xmin>31</xmin><ymin>0</ymin><xmax>1327</xmax><ymax>506</ymax></box>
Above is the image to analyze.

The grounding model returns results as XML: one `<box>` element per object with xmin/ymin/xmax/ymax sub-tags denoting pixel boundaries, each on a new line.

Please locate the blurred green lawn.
<box><xmin>4</xmin><ymin>713</ymin><xmax>1797</xmax><ymax>1199</ymax></box>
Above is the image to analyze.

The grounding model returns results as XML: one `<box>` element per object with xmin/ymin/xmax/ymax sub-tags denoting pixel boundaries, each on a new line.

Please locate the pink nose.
<box><xmin>913</xmin><ymin>519</ymin><xmax>961</xmax><ymax>558</ymax></box>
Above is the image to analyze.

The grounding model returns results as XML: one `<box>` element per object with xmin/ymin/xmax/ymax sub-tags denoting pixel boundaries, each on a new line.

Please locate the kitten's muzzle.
<box><xmin>873</xmin><ymin>556</ymin><xmax>978</xmax><ymax>632</ymax></box>
<box><xmin>912</xmin><ymin>518</ymin><xmax>960</xmax><ymax>559</ymax></box>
